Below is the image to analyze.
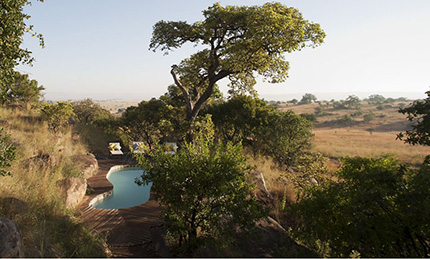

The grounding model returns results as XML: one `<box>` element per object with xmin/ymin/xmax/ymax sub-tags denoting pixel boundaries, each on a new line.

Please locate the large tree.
<box><xmin>150</xmin><ymin>2</ymin><xmax>325</xmax><ymax>126</ymax></box>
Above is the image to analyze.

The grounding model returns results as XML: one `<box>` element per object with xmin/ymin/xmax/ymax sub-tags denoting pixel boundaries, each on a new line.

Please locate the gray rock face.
<box><xmin>57</xmin><ymin>177</ymin><xmax>87</xmax><ymax>208</ymax></box>
<box><xmin>71</xmin><ymin>154</ymin><xmax>99</xmax><ymax>179</ymax></box>
<box><xmin>0</xmin><ymin>218</ymin><xmax>23</xmax><ymax>258</ymax></box>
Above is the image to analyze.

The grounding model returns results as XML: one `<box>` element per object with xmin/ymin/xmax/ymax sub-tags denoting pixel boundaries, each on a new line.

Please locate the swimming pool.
<box><xmin>92</xmin><ymin>167</ymin><xmax>152</xmax><ymax>209</ymax></box>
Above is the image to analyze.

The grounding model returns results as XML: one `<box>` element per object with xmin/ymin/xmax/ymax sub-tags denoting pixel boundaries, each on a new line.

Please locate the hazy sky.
<box><xmin>19</xmin><ymin>0</ymin><xmax>430</xmax><ymax>101</ymax></box>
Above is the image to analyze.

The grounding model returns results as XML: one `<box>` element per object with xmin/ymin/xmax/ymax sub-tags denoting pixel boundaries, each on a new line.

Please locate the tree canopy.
<box><xmin>207</xmin><ymin>95</ymin><xmax>313</xmax><ymax>167</ymax></box>
<box><xmin>299</xmin><ymin>93</ymin><xmax>317</xmax><ymax>105</ymax></box>
<box><xmin>150</xmin><ymin>2</ymin><xmax>325</xmax><ymax>125</ymax></box>
<box><xmin>1</xmin><ymin>71</ymin><xmax>45</xmax><ymax>106</ymax></box>
<box><xmin>0</xmin><ymin>0</ymin><xmax>44</xmax><ymax>101</ymax></box>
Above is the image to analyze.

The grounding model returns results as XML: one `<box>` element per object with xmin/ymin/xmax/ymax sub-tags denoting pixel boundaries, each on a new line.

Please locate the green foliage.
<box><xmin>260</xmin><ymin>111</ymin><xmax>313</xmax><ymax>168</ymax></box>
<box><xmin>397</xmin><ymin>91</ymin><xmax>430</xmax><ymax>146</ymax></box>
<box><xmin>207</xmin><ymin>95</ymin><xmax>313</xmax><ymax>167</ymax></box>
<box><xmin>350</xmin><ymin>109</ymin><xmax>363</xmax><ymax>117</ymax></box>
<box><xmin>376</xmin><ymin>104</ymin><xmax>385</xmax><ymax>110</ymax></box>
<box><xmin>40</xmin><ymin>102</ymin><xmax>75</xmax><ymax>133</ymax></box>
<box><xmin>367</xmin><ymin>94</ymin><xmax>386</xmax><ymax>104</ymax></box>
<box><xmin>298</xmin><ymin>93</ymin><xmax>317</xmax><ymax>105</ymax></box>
<box><xmin>119</xmin><ymin>97</ymin><xmax>185</xmax><ymax>149</ymax></box>
<box><xmin>2</xmin><ymin>71</ymin><xmax>45</xmax><ymax>106</ymax></box>
<box><xmin>345</xmin><ymin>95</ymin><xmax>360</xmax><ymax>109</ymax></box>
<box><xmin>363</xmin><ymin>111</ymin><xmax>376</xmax><ymax>122</ymax></box>
<box><xmin>288</xmin><ymin>156</ymin><xmax>430</xmax><ymax>257</ymax></box>
<box><xmin>207</xmin><ymin>95</ymin><xmax>273</xmax><ymax>145</ymax></box>
<box><xmin>72</xmin><ymin>99</ymin><xmax>112</xmax><ymax>125</ymax></box>
<box><xmin>150</xmin><ymin>2</ymin><xmax>325</xmax><ymax>124</ymax></box>
<box><xmin>300</xmin><ymin>113</ymin><xmax>317</xmax><ymax>122</ymax></box>
<box><xmin>135</xmin><ymin>116</ymin><xmax>263</xmax><ymax>252</ymax></box>
<box><xmin>0</xmin><ymin>128</ymin><xmax>16</xmax><ymax>176</ymax></box>
<box><xmin>0</xmin><ymin>0</ymin><xmax>44</xmax><ymax>102</ymax></box>
<box><xmin>287</xmin><ymin>152</ymin><xmax>330</xmax><ymax>193</ymax></box>
<box><xmin>339</xmin><ymin>114</ymin><xmax>354</xmax><ymax>125</ymax></box>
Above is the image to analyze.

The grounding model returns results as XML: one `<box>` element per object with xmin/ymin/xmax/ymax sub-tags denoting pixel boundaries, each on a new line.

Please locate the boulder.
<box><xmin>0</xmin><ymin>218</ymin><xmax>23</xmax><ymax>258</ymax></box>
<box><xmin>57</xmin><ymin>178</ymin><xmax>87</xmax><ymax>208</ymax></box>
<box><xmin>249</xmin><ymin>171</ymin><xmax>273</xmax><ymax>203</ymax></box>
<box><xmin>71</xmin><ymin>154</ymin><xmax>99</xmax><ymax>179</ymax></box>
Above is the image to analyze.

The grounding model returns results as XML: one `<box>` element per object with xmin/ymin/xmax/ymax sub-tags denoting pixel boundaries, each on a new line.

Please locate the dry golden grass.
<box><xmin>313</xmin><ymin>128</ymin><xmax>430</xmax><ymax>164</ymax></box>
<box><xmin>0</xmin><ymin>107</ymin><xmax>105</xmax><ymax>257</ymax></box>
<box><xmin>280</xmin><ymin>101</ymin><xmax>429</xmax><ymax>164</ymax></box>
<box><xmin>247</xmin><ymin>155</ymin><xmax>297</xmax><ymax>221</ymax></box>
<box><xmin>95</xmin><ymin>100</ymin><xmax>139</xmax><ymax>114</ymax></box>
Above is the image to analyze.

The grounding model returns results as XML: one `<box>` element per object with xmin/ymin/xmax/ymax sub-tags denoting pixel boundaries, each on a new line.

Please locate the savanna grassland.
<box><xmin>280</xmin><ymin>100</ymin><xmax>430</xmax><ymax>166</ymax></box>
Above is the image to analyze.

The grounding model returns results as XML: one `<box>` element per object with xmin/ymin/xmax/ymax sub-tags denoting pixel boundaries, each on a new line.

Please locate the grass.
<box><xmin>280</xmin><ymin>101</ymin><xmax>430</xmax><ymax>165</ymax></box>
<box><xmin>313</xmin><ymin>128</ymin><xmax>430</xmax><ymax>164</ymax></box>
<box><xmin>0</xmin><ymin>107</ymin><xmax>106</xmax><ymax>257</ymax></box>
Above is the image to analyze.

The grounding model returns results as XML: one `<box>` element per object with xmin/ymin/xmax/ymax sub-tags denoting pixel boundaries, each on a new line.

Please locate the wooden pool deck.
<box><xmin>76</xmin><ymin>158</ymin><xmax>164</xmax><ymax>256</ymax></box>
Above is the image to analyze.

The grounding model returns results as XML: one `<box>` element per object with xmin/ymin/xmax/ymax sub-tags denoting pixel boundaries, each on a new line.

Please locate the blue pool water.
<box><xmin>93</xmin><ymin>167</ymin><xmax>152</xmax><ymax>209</ymax></box>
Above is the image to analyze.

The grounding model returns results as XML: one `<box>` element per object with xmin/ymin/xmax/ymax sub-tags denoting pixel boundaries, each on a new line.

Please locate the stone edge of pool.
<box><xmin>88</xmin><ymin>164</ymin><xmax>132</xmax><ymax>208</ymax></box>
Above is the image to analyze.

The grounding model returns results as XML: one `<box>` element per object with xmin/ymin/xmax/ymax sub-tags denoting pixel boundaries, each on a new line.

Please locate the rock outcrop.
<box><xmin>250</xmin><ymin>171</ymin><xmax>273</xmax><ymax>204</ymax></box>
<box><xmin>71</xmin><ymin>154</ymin><xmax>99</xmax><ymax>179</ymax></box>
<box><xmin>0</xmin><ymin>218</ymin><xmax>23</xmax><ymax>258</ymax></box>
<box><xmin>57</xmin><ymin>177</ymin><xmax>87</xmax><ymax>208</ymax></box>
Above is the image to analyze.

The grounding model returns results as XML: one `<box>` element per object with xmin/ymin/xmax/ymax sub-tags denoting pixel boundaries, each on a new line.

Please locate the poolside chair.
<box><xmin>108</xmin><ymin>142</ymin><xmax>123</xmax><ymax>156</ymax></box>
<box><xmin>164</xmin><ymin>142</ymin><xmax>178</xmax><ymax>155</ymax></box>
<box><xmin>132</xmin><ymin>141</ymin><xmax>146</xmax><ymax>154</ymax></box>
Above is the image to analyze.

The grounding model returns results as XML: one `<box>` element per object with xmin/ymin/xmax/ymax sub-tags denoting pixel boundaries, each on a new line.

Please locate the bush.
<box><xmin>300</xmin><ymin>113</ymin><xmax>318</xmax><ymax>122</ymax></box>
<box><xmin>288</xmin><ymin>156</ymin><xmax>430</xmax><ymax>257</ymax></box>
<box><xmin>135</xmin><ymin>116</ymin><xmax>263</xmax><ymax>252</ymax></box>
<box><xmin>40</xmin><ymin>102</ymin><xmax>75</xmax><ymax>133</ymax></box>
<box><xmin>363</xmin><ymin>111</ymin><xmax>375</xmax><ymax>122</ymax></box>
<box><xmin>261</xmin><ymin>111</ymin><xmax>313</xmax><ymax>168</ymax></box>
<box><xmin>208</xmin><ymin>96</ymin><xmax>313</xmax><ymax>168</ymax></box>
<box><xmin>72</xmin><ymin>99</ymin><xmax>112</xmax><ymax>125</ymax></box>
<box><xmin>2</xmin><ymin>72</ymin><xmax>45</xmax><ymax>108</ymax></box>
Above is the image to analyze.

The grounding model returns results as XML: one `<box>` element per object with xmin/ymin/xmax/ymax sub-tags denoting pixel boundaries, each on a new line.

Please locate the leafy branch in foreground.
<box><xmin>397</xmin><ymin>90</ymin><xmax>430</xmax><ymax>146</ymax></box>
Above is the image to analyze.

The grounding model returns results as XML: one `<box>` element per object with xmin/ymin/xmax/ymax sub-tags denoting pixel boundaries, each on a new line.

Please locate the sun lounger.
<box><xmin>164</xmin><ymin>142</ymin><xmax>178</xmax><ymax>155</ymax></box>
<box><xmin>108</xmin><ymin>142</ymin><xmax>123</xmax><ymax>156</ymax></box>
<box><xmin>132</xmin><ymin>141</ymin><xmax>146</xmax><ymax>154</ymax></box>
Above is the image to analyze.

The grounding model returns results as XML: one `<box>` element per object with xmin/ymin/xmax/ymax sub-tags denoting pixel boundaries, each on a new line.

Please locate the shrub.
<box><xmin>72</xmin><ymin>99</ymin><xmax>112</xmax><ymax>125</ymax></box>
<box><xmin>208</xmin><ymin>96</ymin><xmax>313</xmax><ymax>168</ymax></box>
<box><xmin>40</xmin><ymin>102</ymin><xmax>75</xmax><ymax>133</ymax></box>
<box><xmin>300</xmin><ymin>113</ymin><xmax>318</xmax><ymax>122</ymax></box>
<box><xmin>363</xmin><ymin>111</ymin><xmax>375</xmax><ymax>122</ymax></box>
<box><xmin>288</xmin><ymin>156</ymin><xmax>430</xmax><ymax>257</ymax></box>
<box><xmin>135</xmin><ymin>116</ymin><xmax>263</xmax><ymax>252</ymax></box>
